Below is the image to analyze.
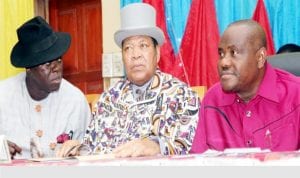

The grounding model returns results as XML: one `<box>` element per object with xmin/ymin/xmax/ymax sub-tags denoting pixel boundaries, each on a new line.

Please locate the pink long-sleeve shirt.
<box><xmin>191</xmin><ymin>63</ymin><xmax>300</xmax><ymax>153</ymax></box>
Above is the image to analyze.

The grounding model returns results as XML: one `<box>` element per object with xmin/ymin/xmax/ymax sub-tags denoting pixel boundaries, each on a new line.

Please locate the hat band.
<box><xmin>26</xmin><ymin>32</ymin><xmax>58</xmax><ymax>54</ymax></box>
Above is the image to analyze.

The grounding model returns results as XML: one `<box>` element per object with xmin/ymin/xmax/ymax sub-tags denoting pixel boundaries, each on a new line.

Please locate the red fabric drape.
<box><xmin>143</xmin><ymin>0</ymin><xmax>188</xmax><ymax>83</ymax></box>
<box><xmin>252</xmin><ymin>0</ymin><xmax>276</xmax><ymax>55</ymax></box>
<box><xmin>179</xmin><ymin>0</ymin><xmax>220</xmax><ymax>88</ymax></box>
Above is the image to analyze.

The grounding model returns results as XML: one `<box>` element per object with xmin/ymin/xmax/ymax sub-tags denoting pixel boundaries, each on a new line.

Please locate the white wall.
<box><xmin>101</xmin><ymin>0</ymin><xmax>124</xmax><ymax>90</ymax></box>
<box><xmin>102</xmin><ymin>0</ymin><xmax>121</xmax><ymax>53</ymax></box>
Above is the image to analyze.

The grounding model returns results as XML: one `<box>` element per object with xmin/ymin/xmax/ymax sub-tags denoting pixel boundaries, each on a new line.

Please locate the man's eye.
<box><xmin>140</xmin><ymin>43</ymin><xmax>148</xmax><ymax>48</ymax></box>
<box><xmin>231</xmin><ymin>50</ymin><xmax>238</xmax><ymax>56</ymax></box>
<box><xmin>123</xmin><ymin>46</ymin><xmax>131</xmax><ymax>51</ymax></box>
<box><xmin>218</xmin><ymin>51</ymin><xmax>225</xmax><ymax>58</ymax></box>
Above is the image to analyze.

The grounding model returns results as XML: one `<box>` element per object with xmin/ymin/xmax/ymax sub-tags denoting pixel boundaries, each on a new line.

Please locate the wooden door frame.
<box><xmin>34</xmin><ymin>0</ymin><xmax>49</xmax><ymax>22</ymax></box>
<box><xmin>34</xmin><ymin>0</ymin><xmax>104</xmax><ymax>94</ymax></box>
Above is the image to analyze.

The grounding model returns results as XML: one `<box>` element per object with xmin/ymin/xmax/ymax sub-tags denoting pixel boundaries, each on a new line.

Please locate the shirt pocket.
<box><xmin>268</xmin><ymin>121</ymin><xmax>297</xmax><ymax>151</ymax></box>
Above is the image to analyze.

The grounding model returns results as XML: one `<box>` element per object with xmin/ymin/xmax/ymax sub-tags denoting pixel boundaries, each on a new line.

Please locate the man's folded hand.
<box><xmin>8</xmin><ymin>140</ymin><xmax>22</xmax><ymax>159</ymax></box>
<box><xmin>56</xmin><ymin>140</ymin><xmax>81</xmax><ymax>157</ymax></box>
<box><xmin>113</xmin><ymin>138</ymin><xmax>160</xmax><ymax>158</ymax></box>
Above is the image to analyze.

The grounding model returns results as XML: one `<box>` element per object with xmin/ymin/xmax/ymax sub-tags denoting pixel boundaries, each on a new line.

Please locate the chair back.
<box><xmin>85</xmin><ymin>94</ymin><xmax>100</xmax><ymax>112</ymax></box>
<box><xmin>191</xmin><ymin>86</ymin><xmax>207</xmax><ymax>101</ymax></box>
<box><xmin>267</xmin><ymin>52</ymin><xmax>300</xmax><ymax>76</ymax></box>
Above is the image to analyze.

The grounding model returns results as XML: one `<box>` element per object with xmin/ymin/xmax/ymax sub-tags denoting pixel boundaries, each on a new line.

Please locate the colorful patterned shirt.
<box><xmin>84</xmin><ymin>70</ymin><xmax>200</xmax><ymax>155</ymax></box>
<box><xmin>191</xmin><ymin>63</ymin><xmax>300</xmax><ymax>153</ymax></box>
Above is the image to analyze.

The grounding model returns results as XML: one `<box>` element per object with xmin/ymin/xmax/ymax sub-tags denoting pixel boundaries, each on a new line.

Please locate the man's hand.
<box><xmin>56</xmin><ymin>140</ymin><xmax>81</xmax><ymax>157</ymax></box>
<box><xmin>113</xmin><ymin>138</ymin><xmax>160</xmax><ymax>158</ymax></box>
<box><xmin>7</xmin><ymin>140</ymin><xmax>22</xmax><ymax>159</ymax></box>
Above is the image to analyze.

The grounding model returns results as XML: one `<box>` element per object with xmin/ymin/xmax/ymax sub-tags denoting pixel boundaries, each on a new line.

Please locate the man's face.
<box><xmin>122</xmin><ymin>35</ymin><xmax>160</xmax><ymax>86</ymax></box>
<box><xmin>217</xmin><ymin>25</ymin><xmax>262</xmax><ymax>93</ymax></box>
<box><xmin>28</xmin><ymin>58</ymin><xmax>63</xmax><ymax>92</ymax></box>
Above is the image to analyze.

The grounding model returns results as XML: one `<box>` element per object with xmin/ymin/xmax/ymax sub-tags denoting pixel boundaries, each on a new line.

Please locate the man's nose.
<box><xmin>219</xmin><ymin>54</ymin><xmax>232</xmax><ymax>68</ymax></box>
<box><xmin>132</xmin><ymin>47</ymin><xmax>142</xmax><ymax>60</ymax></box>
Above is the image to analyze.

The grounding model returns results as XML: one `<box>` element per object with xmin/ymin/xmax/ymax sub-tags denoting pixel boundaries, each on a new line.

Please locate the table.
<box><xmin>1</xmin><ymin>151</ymin><xmax>300</xmax><ymax>178</ymax></box>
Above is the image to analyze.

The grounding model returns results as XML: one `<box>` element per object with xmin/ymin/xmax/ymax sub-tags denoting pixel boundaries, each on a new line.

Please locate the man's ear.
<box><xmin>156</xmin><ymin>46</ymin><xmax>161</xmax><ymax>64</ymax></box>
<box><xmin>257</xmin><ymin>47</ymin><xmax>267</xmax><ymax>69</ymax></box>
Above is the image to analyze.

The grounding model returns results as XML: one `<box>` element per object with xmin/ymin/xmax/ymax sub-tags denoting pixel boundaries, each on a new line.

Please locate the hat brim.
<box><xmin>114</xmin><ymin>27</ymin><xmax>165</xmax><ymax>48</ymax></box>
<box><xmin>11</xmin><ymin>32</ymin><xmax>71</xmax><ymax>68</ymax></box>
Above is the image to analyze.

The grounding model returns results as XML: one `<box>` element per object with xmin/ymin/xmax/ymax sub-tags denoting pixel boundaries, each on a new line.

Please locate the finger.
<box><xmin>67</xmin><ymin>145</ymin><xmax>81</xmax><ymax>157</ymax></box>
<box><xmin>7</xmin><ymin>140</ymin><xmax>15</xmax><ymax>147</ymax></box>
<box><xmin>112</xmin><ymin>143</ymin><xmax>128</xmax><ymax>154</ymax></box>
<box><xmin>114</xmin><ymin>148</ymin><xmax>133</xmax><ymax>158</ymax></box>
<box><xmin>8</xmin><ymin>141</ymin><xmax>22</xmax><ymax>154</ymax></box>
<box><xmin>56</xmin><ymin>140</ymin><xmax>80</xmax><ymax>157</ymax></box>
<box><xmin>14</xmin><ymin>145</ymin><xmax>22</xmax><ymax>153</ymax></box>
<box><xmin>131</xmin><ymin>148</ymin><xmax>144</xmax><ymax>157</ymax></box>
<box><xmin>63</xmin><ymin>142</ymin><xmax>81</xmax><ymax>157</ymax></box>
<box><xmin>115</xmin><ymin>143</ymin><xmax>143</xmax><ymax>158</ymax></box>
<box><xmin>67</xmin><ymin>147</ymin><xmax>77</xmax><ymax>157</ymax></box>
<box><xmin>56</xmin><ymin>143</ymin><xmax>71</xmax><ymax>157</ymax></box>
<box><xmin>113</xmin><ymin>140</ymin><xmax>134</xmax><ymax>153</ymax></box>
<box><xmin>56</xmin><ymin>145</ymin><xmax>65</xmax><ymax>157</ymax></box>
<box><xmin>62</xmin><ymin>144</ymin><xmax>75</xmax><ymax>157</ymax></box>
<box><xmin>9</xmin><ymin>146</ymin><xmax>16</xmax><ymax>155</ymax></box>
<box><xmin>14</xmin><ymin>144</ymin><xmax>22</xmax><ymax>153</ymax></box>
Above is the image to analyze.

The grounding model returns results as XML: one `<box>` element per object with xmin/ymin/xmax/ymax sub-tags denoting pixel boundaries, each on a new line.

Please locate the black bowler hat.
<box><xmin>11</xmin><ymin>16</ymin><xmax>71</xmax><ymax>68</ymax></box>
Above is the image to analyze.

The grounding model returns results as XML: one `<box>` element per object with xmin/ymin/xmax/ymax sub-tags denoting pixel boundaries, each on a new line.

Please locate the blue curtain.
<box><xmin>214</xmin><ymin>0</ymin><xmax>257</xmax><ymax>35</ymax></box>
<box><xmin>215</xmin><ymin>0</ymin><xmax>300</xmax><ymax>51</ymax></box>
<box><xmin>163</xmin><ymin>0</ymin><xmax>192</xmax><ymax>53</ymax></box>
<box><xmin>121</xmin><ymin>0</ymin><xmax>141</xmax><ymax>8</ymax></box>
<box><xmin>121</xmin><ymin>0</ymin><xmax>192</xmax><ymax>53</ymax></box>
<box><xmin>269</xmin><ymin>0</ymin><xmax>300</xmax><ymax>50</ymax></box>
<box><xmin>120</xmin><ymin>0</ymin><xmax>300</xmax><ymax>52</ymax></box>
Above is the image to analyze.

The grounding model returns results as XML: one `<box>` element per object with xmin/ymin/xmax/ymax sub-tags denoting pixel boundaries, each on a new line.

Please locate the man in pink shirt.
<box><xmin>191</xmin><ymin>19</ymin><xmax>300</xmax><ymax>153</ymax></box>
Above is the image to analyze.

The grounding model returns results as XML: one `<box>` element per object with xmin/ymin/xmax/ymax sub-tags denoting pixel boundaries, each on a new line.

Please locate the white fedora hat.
<box><xmin>114</xmin><ymin>3</ymin><xmax>165</xmax><ymax>48</ymax></box>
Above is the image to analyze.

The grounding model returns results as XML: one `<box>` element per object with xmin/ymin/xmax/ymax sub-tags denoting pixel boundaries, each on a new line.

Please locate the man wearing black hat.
<box><xmin>0</xmin><ymin>16</ymin><xmax>91</xmax><ymax>159</ymax></box>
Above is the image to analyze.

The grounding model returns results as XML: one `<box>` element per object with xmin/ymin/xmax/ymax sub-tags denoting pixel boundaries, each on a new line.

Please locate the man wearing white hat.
<box><xmin>58</xmin><ymin>3</ymin><xmax>199</xmax><ymax>158</ymax></box>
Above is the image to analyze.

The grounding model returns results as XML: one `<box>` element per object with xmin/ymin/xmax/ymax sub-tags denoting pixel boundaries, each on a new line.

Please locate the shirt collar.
<box><xmin>219</xmin><ymin>62</ymin><xmax>279</xmax><ymax>106</ymax></box>
<box><xmin>257</xmin><ymin>62</ymin><xmax>279</xmax><ymax>103</ymax></box>
<box><xmin>131</xmin><ymin>78</ymin><xmax>152</xmax><ymax>101</ymax></box>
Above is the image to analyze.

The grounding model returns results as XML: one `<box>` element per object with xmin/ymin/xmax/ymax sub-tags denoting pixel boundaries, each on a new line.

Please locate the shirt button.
<box><xmin>246</xmin><ymin>110</ymin><xmax>252</xmax><ymax>118</ymax></box>
<box><xmin>246</xmin><ymin>140</ymin><xmax>252</xmax><ymax>146</ymax></box>
<box><xmin>236</xmin><ymin>99</ymin><xmax>240</xmax><ymax>103</ymax></box>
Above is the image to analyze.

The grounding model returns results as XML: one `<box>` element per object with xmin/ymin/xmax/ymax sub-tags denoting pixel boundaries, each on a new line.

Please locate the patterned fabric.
<box><xmin>84</xmin><ymin>70</ymin><xmax>200</xmax><ymax>155</ymax></box>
